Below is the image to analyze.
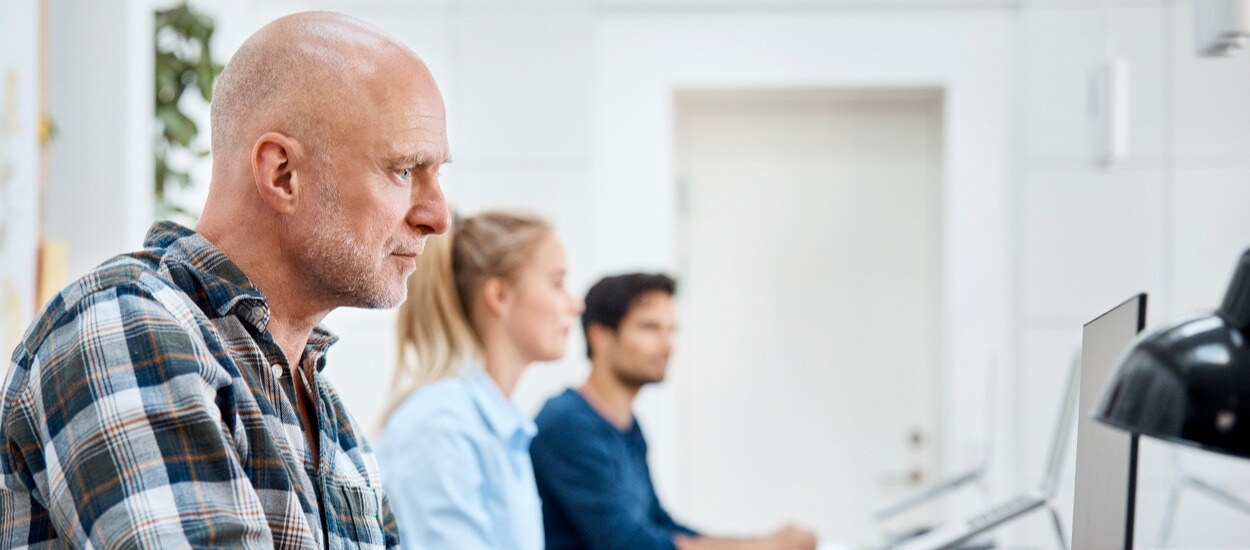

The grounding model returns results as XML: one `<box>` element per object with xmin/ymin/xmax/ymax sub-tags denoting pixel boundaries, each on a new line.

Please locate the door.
<box><xmin>673</xmin><ymin>89</ymin><xmax>943</xmax><ymax>544</ymax></box>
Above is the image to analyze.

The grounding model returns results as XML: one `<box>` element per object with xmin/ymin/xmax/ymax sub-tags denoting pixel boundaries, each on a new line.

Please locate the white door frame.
<box><xmin>592</xmin><ymin>10</ymin><xmax>1016</xmax><ymax>514</ymax></box>
<box><xmin>671</xmin><ymin>88</ymin><xmax>946</xmax><ymax>539</ymax></box>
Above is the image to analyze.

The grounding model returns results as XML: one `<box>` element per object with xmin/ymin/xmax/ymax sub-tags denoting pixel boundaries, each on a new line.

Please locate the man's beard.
<box><xmin>298</xmin><ymin>185</ymin><xmax>407</xmax><ymax>309</ymax></box>
<box><xmin>614</xmin><ymin>363</ymin><xmax>665</xmax><ymax>390</ymax></box>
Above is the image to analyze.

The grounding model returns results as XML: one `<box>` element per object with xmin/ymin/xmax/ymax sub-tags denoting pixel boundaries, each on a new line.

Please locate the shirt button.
<box><xmin>272</xmin><ymin>364</ymin><xmax>285</xmax><ymax>378</ymax></box>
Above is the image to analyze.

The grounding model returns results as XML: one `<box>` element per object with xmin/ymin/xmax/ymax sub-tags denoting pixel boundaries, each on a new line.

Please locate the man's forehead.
<box><xmin>356</xmin><ymin>56</ymin><xmax>446</xmax><ymax>146</ymax></box>
<box><xmin>625</xmin><ymin>292</ymin><xmax>674</xmax><ymax>319</ymax></box>
<box><xmin>383</xmin><ymin>139</ymin><xmax>450</xmax><ymax>165</ymax></box>
<box><xmin>376</xmin><ymin>114</ymin><xmax>450</xmax><ymax>161</ymax></box>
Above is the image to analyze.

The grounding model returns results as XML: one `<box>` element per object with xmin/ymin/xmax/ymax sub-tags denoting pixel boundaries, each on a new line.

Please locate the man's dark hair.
<box><xmin>582</xmin><ymin>273</ymin><xmax>677</xmax><ymax>359</ymax></box>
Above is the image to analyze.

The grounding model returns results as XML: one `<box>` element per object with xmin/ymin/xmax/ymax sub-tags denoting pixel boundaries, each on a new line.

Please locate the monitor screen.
<box><xmin>1071</xmin><ymin>294</ymin><xmax>1146</xmax><ymax>549</ymax></box>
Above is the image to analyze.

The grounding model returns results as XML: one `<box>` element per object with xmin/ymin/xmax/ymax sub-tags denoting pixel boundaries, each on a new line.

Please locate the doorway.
<box><xmin>672</xmin><ymin>88</ymin><xmax>944</xmax><ymax>543</ymax></box>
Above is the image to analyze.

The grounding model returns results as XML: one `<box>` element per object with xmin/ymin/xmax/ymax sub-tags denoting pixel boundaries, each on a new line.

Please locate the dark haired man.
<box><xmin>530</xmin><ymin>273</ymin><xmax>817</xmax><ymax>550</ymax></box>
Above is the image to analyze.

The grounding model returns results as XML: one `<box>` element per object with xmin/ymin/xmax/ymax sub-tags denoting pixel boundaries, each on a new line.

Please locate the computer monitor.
<box><xmin>1071</xmin><ymin>294</ymin><xmax>1146</xmax><ymax>549</ymax></box>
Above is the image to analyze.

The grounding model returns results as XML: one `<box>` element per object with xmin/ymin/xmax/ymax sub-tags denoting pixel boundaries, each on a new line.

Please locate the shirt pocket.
<box><xmin>335</xmin><ymin>483</ymin><xmax>398</xmax><ymax>549</ymax></box>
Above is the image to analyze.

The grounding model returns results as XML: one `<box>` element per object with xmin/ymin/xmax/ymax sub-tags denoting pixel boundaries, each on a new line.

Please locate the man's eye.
<box><xmin>397</xmin><ymin>167</ymin><xmax>412</xmax><ymax>180</ymax></box>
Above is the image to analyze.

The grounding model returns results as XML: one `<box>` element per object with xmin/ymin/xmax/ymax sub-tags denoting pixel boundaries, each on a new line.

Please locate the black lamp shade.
<box><xmin>1096</xmin><ymin>250</ymin><xmax>1250</xmax><ymax>460</ymax></box>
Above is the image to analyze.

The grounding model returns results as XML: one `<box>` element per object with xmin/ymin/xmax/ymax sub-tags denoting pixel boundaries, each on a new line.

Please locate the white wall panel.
<box><xmin>1021</xmin><ymin>168</ymin><xmax>1164</xmax><ymax>320</ymax></box>
<box><xmin>45</xmin><ymin>0</ymin><xmax>154</xmax><ymax>279</ymax></box>
<box><xmin>0</xmin><ymin>0</ymin><xmax>41</xmax><ymax>354</ymax></box>
<box><xmin>1172</xmin><ymin>168</ymin><xmax>1250</xmax><ymax>315</ymax></box>
<box><xmin>454</xmin><ymin>4</ymin><xmax>595</xmax><ymax>162</ymax></box>
<box><xmin>1169</xmin><ymin>1</ymin><xmax>1250</xmax><ymax>166</ymax></box>
<box><xmin>1018</xmin><ymin>5</ymin><xmax>1166</xmax><ymax>166</ymax></box>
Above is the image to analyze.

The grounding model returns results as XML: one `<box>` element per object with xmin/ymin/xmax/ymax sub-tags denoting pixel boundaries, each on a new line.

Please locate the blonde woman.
<box><xmin>376</xmin><ymin>211</ymin><xmax>583</xmax><ymax>549</ymax></box>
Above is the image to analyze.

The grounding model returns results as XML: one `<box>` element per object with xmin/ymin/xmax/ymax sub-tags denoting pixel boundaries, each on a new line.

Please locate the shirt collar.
<box><xmin>462</xmin><ymin>364</ymin><xmax>537</xmax><ymax>446</ymax></box>
<box><xmin>145</xmin><ymin>221</ymin><xmax>340</xmax><ymax>369</ymax></box>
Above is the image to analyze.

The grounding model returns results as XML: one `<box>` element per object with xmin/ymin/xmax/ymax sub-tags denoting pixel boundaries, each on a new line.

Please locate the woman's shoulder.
<box><xmin>381</xmin><ymin>377</ymin><xmax>479</xmax><ymax>436</ymax></box>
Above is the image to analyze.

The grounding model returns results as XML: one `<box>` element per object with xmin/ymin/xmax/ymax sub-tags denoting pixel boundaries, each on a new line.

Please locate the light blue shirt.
<box><xmin>377</xmin><ymin>365</ymin><xmax>543</xmax><ymax>550</ymax></box>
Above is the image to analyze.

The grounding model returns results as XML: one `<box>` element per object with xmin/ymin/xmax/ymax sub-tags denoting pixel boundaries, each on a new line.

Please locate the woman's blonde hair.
<box><xmin>381</xmin><ymin>210</ymin><xmax>553</xmax><ymax>424</ymax></box>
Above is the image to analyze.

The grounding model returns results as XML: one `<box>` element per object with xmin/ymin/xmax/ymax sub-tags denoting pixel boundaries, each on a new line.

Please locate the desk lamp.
<box><xmin>1097</xmin><ymin>249</ymin><xmax>1250</xmax><ymax>459</ymax></box>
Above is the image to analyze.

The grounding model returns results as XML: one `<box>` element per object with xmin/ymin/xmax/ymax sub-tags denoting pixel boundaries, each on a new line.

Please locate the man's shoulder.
<box><xmin>535</xmin><ymin>389</ymin><xmax>615</xmax><ymax>447</ymax></box>
<box><xmin>15</xmin><ymin>248</ymin><xmax>187</xmax><ymax>357</ymax></box>
<box><xmin>535</xmin><ymin>388</ymin><xmax>591</xmax><ymax>427</ymax></box>
<box><xmin>55</xmin><ymin>251</ymin><xmax>166</xmax><ymax>310</ymax></box>
<box><xmin>4</xmin><ymin>246</ymin><xmax>217</xmax><ymax>410</ymax></box>
<box><xmin>68</xmin><ymin>248</ymin><xmax>168</xmax><ymax>300</ymax></box>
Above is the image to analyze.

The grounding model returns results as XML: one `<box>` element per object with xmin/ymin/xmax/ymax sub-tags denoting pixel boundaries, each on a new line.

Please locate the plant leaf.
<box><xmin>156</xmin><ymin>104</ymin><xmax>197</xmax><ymax>146</ymax></box>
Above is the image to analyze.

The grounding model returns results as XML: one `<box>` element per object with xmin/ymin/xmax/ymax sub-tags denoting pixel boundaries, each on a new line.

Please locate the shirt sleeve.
<box><xmin>0</xmin><ymin>285</ymin><xmax>273</xmax><ymax>548</ymax></box>
<box><xmin>650</xmin><ymin>489</ymin><xmax>699</xmax><ymax>538</ymax></box>
<box><xmin>530</xmin><ymin>421</ymin><xmax>682</xmax><ymax>550</ymax></box>
<box><xmin>634</xmin><ymin>429</ymin><xmax>699</xmax><ymax>538</ymax></box>
<box><xmin>383</xmin><ymin>422</ymin><xmax>496</xmax><ymax>549</ymax></box>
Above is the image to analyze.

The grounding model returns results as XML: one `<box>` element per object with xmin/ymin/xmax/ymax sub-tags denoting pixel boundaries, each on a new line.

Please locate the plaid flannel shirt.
<box><xmin>0</xmin><ymin>222</ymin><xmax>400</xmax><ymax>549</ymax></box>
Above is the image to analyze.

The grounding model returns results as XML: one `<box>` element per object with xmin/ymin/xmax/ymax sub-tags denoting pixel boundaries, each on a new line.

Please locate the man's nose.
<box><xmin>408</xmin><ymin>179</ymin><xmax>450</xmax><ymax>235</ymax></box>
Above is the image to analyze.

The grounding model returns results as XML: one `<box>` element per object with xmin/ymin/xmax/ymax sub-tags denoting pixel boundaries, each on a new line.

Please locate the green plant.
<box><xmin>154</xmin><ymin>3</ymin><xmax>223</xmax><ymax>219</ymax></box>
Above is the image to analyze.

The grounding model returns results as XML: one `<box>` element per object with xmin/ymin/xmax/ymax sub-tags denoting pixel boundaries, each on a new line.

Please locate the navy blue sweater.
<box><xmin>531</xmin><ymin>389</ymin><xmax>699</xmax><ymax>550</ymax></box>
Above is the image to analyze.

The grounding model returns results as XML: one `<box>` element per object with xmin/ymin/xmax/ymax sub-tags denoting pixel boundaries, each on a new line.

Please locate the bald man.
<box><xmin>0</xmin><ymin>12</ymin><xmax>448</xmax><ymax>548</ymax></box>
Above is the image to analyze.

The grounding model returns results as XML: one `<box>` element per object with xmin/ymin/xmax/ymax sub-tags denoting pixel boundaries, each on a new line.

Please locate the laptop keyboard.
<box><xmin>967</xmin><ymin>495</ymin><xmax>1038</xmax><ymax>531</ymax></box>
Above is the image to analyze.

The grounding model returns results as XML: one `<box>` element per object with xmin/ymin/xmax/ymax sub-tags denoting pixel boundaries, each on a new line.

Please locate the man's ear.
<box><xmin>251</xmin><ymin>132</ymin><xmax>304</xmax><ymax>214</ymax></box>
<box><xmin>480</xmin><ymin>276</ymin><xmax>512</xmax><ymax>319</ymax></box>
<box><xmin>586</xmin><ymin>323</ymin><xmax>615</xmax><ymax>358</ymax></box>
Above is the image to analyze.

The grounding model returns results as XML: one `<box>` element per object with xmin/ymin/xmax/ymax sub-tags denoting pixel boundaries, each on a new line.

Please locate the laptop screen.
<box><xmin>1041</xmin><ymin>350</ymin><xmax>1080</xmax><ymax>494</ymax></box>
<box><xmin>1071</xmin><ymin>294</ymin><xmax>1146</xmax><ymax>549</ymax></box>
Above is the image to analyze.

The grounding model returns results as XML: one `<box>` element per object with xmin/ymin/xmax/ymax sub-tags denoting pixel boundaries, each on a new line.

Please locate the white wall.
<box><xmin>44</xmin><ymin>0</ymin><xmax>153</xmax><ymax>279</ymax></box>
<box><xmin>0</xmin><ymin>0</ymin><xmax>41</xmax><ymax>354</ymax></box>
<box><xmin>1013</xmin><ymin>0</ymin><xmax>1250</xmax><ymax>545</ymax></box>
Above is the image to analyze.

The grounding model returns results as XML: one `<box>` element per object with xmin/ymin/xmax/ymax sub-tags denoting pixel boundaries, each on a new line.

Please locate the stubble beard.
<box><xmin>300</xmin><ymin>183</ymin><xmax>407</xmax><ymax>310</ymax></box>
<box><xmin>613</xmin><ymin>362</ymin><xmax>664</xmax><ymax>391</ymax></box>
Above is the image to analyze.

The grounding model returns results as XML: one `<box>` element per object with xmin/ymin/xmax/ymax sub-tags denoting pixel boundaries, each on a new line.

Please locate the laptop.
<box><xmin>891</xmin><ymin>350</ymin><xmax>1083</xmax><ymax>549</ymax></box>
<box><xmin>876</xmin><ymin>358</ymin><xmax>1001</xmax><ymax>522</ymax></box>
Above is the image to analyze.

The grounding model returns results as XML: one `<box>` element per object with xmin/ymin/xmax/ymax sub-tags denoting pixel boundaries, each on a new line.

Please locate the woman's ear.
<box><xmin>480</xmin><ymin>276</ymin><xmax>512</xmax><ymax>319</ymax></box>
